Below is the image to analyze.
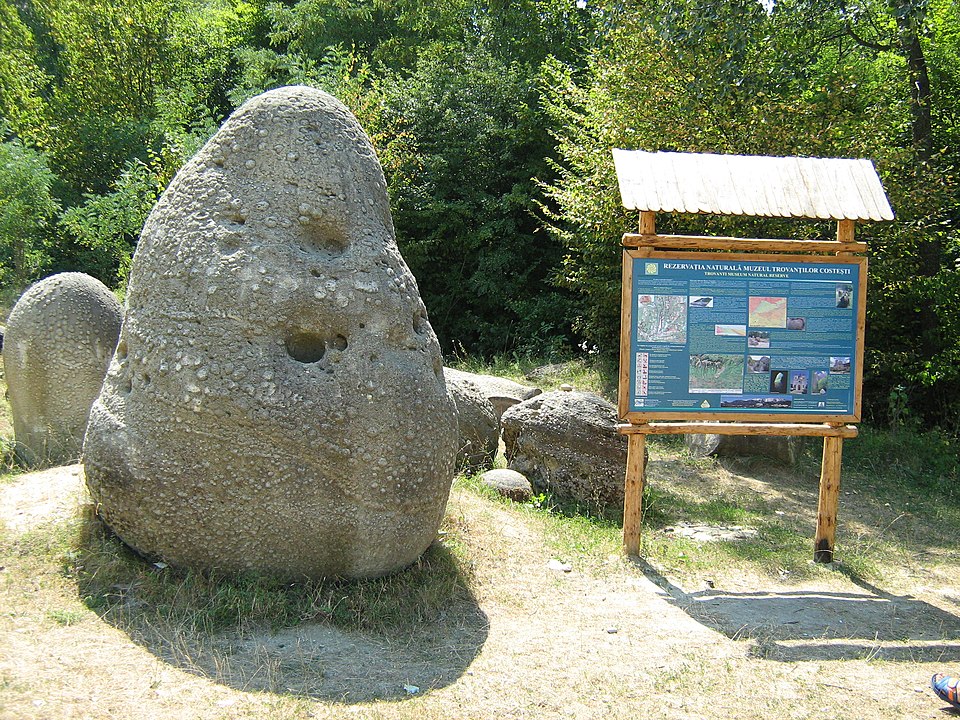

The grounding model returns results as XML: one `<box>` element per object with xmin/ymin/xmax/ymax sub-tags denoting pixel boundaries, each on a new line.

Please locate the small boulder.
<box><xmin>443</xmin><ymin>367</ymin><xmax>541</xmax><ymax>420</ymax></box>
<box><xmin>480</xmin><ymin>468</ymin><xmax>533</xmax><ymax>502</ymax></box>
<box><xmin>685</xmin><ymin>433</ymin><xmax>802</xmax><ymax>464</ymax></box>
<box><xmin>2</xmin><ymin>273</ymin><xmax>122</xmax><ymax>466</ymax></box>
<box><xmin>443</xmin><ymin>368</ymin><xmax>499</xmax><ymax>472</ymax></box>
<box><xmin>501</xmin><ymin>390</ymin><xmax>627</xmax><ymax>509</ymax></box>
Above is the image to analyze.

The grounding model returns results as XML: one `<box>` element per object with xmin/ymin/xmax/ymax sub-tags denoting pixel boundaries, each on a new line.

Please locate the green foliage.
<box><xmin>33</xmin><ymin>0</ymin><xmax>177</xmax><ymax>198</ymax></box>
<box><xmin>543</xmin><ymin>0</ymin><xmax>960</xmax><ymax>427</ymax></box>
<box><xmin>1</xmin><ymin>0</ymin><xmax>959</xmax><ymax>430</ymax></box>
<box><xmin>0</xmin><ymin>1</ymin><xmax>49</xmax><ymax>142</ymax></box>
<box><xmin>372</xmin><ymin>46</ymin><xmax>573</xmax><ymax>355</ymax></box>
<box><xmin>0</xmin><ymin>0</ymin><xmax>263</xmax><ymax>288</ymax></box>
<box><xmin>842</xmin><ymin>424</ymin><xmax>960</xmax><ymax>498</ymax></box>
<box><xmin>0</xmin><ymin>133</ymin><xmax>58</xmax><ymax>286</ymax></box>
<box><xmin>58</xmin><ymin>157</ymin><xmax>165</xmax><ymax>287</ymax></box>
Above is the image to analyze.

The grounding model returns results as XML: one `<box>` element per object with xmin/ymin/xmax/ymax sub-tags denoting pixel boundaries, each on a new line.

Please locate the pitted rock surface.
<box><xmin>83</xmin><ymin>86</ymin><xmax>458</xmax><ymax>579</ymax></box>
<box><xmin>3</xmin><ymin>273</ymin><xmax>121</xmax><ymax>465</ymax></box>
<box><xmin>443</xmin><ymin>368</ymin><xmax>499</xmax><ymax>472</ymax></box>
<box><xmin>500</xmin><ymin>391</ymin><xmax>627</xmax><ymax>508</ymax></box>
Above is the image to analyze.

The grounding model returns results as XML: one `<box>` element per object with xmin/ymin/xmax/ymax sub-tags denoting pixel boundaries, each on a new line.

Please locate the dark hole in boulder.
<box><xmin>286</xmin><ymin>333</ymin><xmax>327</xmax><ymax>363</ymax></box>
<box><xmin>301</xmin><ymin>216</ymin><xmax>349</xmax><ymax>256</ymax></box>
<box><xmin>285</xmin><ymin>332</ymin><xmax>348</xmax><ymax>363</ymax></box>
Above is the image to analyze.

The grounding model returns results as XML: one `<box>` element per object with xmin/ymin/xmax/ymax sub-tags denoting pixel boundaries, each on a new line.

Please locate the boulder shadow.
<box><xmin>74</xmin><ymin>511</ymin><xmax>488</xmax><ymax>702</ymax></box>
<box><xmin>631</xmin><ymin>558</ymin><xmax>960</xmax><ymax>663</ymax></box>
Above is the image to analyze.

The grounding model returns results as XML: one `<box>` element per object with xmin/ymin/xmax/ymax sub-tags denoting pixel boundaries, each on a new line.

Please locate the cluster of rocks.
<box><xmin>442</xmin><ymin>367</ymin><xmax>541</xmax><ymax>472</ymax></box>
<box><xmin>442</xmin><ymin>368</ymin><xmax>632</xmax><ymax>511</ymax></box>
<box><xmin>450</xmin><ymin>372</ymin><xmax>801</xmax><ymax>513</ymax></box>
<box><xmin>0</xmin><ymin>84</ymin><xmax>801</xmax><ymax>580</ymax></box>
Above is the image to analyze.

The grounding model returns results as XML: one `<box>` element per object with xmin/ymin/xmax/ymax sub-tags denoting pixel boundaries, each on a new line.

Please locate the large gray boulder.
<box><xmin>442</xmin><ymin>368</ymin><xmax>499</xmax><ymax>472</ymax></box>
<box><xmin>500</xmin><ymin>391</ymin><xmax>627</xmax><ymax>508</ymax></box>
<box><xmin>2</xmin><ymin>273</ymin><xmax>121</xmax><ymax>466</ymax></box>
<box><xmin>83</xmin><ymin>86</ymin><xmax>458</xmax><ymax>579</ymax></box>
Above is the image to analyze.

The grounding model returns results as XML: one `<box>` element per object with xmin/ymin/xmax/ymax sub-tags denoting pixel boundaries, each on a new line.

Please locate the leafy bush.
<box><xmin>0</xmin><ymin>134</ymin><xmax>58</xmax><ymax>287</ymax></box>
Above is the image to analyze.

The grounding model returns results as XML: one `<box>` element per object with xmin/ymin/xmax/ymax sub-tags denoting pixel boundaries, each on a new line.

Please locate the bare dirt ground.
<box><xmin>1</xmin><ymin>460</ymin><xmax>959</xmax><ymax>720</ymax></box>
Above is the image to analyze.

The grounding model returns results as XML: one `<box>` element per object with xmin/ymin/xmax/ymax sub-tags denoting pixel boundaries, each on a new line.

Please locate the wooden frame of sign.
<box><xmin>612</xmin><ymin>151</ymin><xmax>894</xmax><ymax>564</ymax></box>
<box><xmin>619</xmin><ymin>213</ymin><xmax>868</xmax><ymax>564</ymax></box>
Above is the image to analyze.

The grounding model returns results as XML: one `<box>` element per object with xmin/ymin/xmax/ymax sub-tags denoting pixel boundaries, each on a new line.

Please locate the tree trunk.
<box><xmin>12</xmin><ymin>233</ymin><xmax>25</xmax><ymax>283</ymax></box>
<box><xmin>895</xmin><ymin>9</ymin><xmax>943</xmax><ymax>357</ymax></box>
<box><xmin>896</xmin><ymin>17</ymin><xmax>933</xmax><ymax>163</ymax></box>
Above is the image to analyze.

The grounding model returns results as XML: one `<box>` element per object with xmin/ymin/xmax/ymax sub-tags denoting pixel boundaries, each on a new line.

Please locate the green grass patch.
<box><xmin>458</xmin><ymin>472</ymin><xmax>622</xmax><ymax>564</ymax></box>
<box><xmin>63</xmin><ymin>521</ymin><xmax>470</xmax><ymax>633</ymax></box>
<box><xmin>642</xmin><ymin>485</ymin><xmax>761</xmax><ymax>528</ymax></box>
<box><xmin>46</xmin><ymin>607</ymin><xmax>87</xmax><ymax>626</ymax></box>
<box><xmin>842</xmin><ymin>426</ymin><xmax>960</xmax><ymax>497</ymax></box>
<box><xmin>534</xmin><ymin>507</ymin><xmax>623</xmax><ymax>564</ymax></box>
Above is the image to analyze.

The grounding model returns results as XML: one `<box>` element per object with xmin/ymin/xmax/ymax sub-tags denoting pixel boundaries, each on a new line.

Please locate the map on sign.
<box><xmin>621</xmin><ymin>253</ymin><xmax>865</xmax><ymax>421</ymax></box>
<box><xmin>635</xmin><ymin>295</ymin><xmax>687</xmax><ymax>343</ymax></box>
<box><xmin>748</xmin><ymin>297</ymin><xmax>787</xmax><ymax>327</ymax></box>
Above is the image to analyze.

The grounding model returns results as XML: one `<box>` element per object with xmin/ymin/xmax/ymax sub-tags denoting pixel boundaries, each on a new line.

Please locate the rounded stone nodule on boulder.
<box><xmin>82</xmin><ymin>86</ymin><xmax>458</xmax><ymax>580</ymax></box>
<box><xmin>2</xmin><ymin>272</ymin><xmax>122</xmax><ymax>467</ymax></box>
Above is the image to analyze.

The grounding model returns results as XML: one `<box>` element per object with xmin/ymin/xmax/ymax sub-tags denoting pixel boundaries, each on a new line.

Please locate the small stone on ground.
<box><xmin>481</xmin><ymin>468</ymin><xmax>533</xmax><ymax>502</ymax></box>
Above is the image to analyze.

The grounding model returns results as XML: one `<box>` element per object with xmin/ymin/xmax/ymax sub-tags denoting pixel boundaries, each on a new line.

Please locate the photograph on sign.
<box><xmin>619</xmin><ymin>251</ymin><xmax>867</xmax><ymax>422</ymax></box>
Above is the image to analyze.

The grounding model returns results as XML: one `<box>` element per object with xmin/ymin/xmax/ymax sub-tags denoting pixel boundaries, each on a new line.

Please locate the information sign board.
<box><xmin>619</xmin><ymin>251</ymin><xmax>867</xmax><ymax>423</ymax></box>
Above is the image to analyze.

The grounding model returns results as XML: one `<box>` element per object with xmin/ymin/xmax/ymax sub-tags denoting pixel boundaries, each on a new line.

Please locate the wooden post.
<box><xmin>639</xmin><ymin>211</ymin><xmax>656</xmax><ymax>236</ymax></box>
<box><xmin>815</xmin><ymin>434</ymin><xmax>844</xmax><ymax>562</ymax></box>
<box><xmin>623</xmin><ymin>432</ymin><xmax>646</xmax><ymax>556</ymax></box>
<box><xmin>837</xmin><ymin>219</ymin><xmax>856</xmax><ymax>244</ymax></box>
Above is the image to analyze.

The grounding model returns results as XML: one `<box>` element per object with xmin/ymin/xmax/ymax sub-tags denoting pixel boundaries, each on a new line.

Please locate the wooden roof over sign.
<box><xmin>612</xmin><ymin>149</ymin><xmax>895</xmax><ymax>222</ymax></box>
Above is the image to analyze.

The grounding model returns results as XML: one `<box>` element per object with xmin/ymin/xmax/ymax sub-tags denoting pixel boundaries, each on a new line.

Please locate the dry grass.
<box><xmin>2</xmin><ymin>447</ymin><xmax>959</xmax><ymax>720</ymax></box>
<box><xmin>2</xmin><ymin>350</ymin><xmax>959</xmax><ymax>718</ymax></box>
<box><xmin>0</xmin><ymin>375</ymin><xmax>13</xmax><ymax>464</ymax></box>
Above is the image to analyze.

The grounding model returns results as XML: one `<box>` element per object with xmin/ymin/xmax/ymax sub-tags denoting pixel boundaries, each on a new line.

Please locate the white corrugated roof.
<box><xmin>613</xmin><ymin>150</ymin><xmax>894</xmax><ymax>221</ymax></box>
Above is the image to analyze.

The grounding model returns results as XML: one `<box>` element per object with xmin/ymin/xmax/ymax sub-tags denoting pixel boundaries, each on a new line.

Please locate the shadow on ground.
<box><xmin>74</xmin><ymin>515</ymin><xmax>489</xmax><ymax>703</ymax></box>
<box><xmin>632</xmin><ymin>558</ymin><xmax>960</xmax><ymax>663</ymax></box>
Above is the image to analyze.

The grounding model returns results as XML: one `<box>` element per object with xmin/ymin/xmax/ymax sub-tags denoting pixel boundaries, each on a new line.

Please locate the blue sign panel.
<box><xmin>622</xmin><ymin>253</ymin><xmax>865</xmax><ymax>420</ymax></box>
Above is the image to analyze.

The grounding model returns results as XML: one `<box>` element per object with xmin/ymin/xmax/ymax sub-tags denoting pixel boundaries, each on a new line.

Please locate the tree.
<box><xmin>0</xmin><ymin>134</ymin><xmax>58</xmax><ymax>286</ymax></box>
<box><xmin>542</xmin><ymin>0</ymin><xmax>960</xmax><ymax>426</ymax></box>
<box><xmin>0</xmin><ymin>1</ymin><xmax>49</xmax><ymax>145</ymax></box>
<box><xmin>370</xmin><ymin>47</ymin><xmax>574</xmax><ymax>354</ymax></box>
<box><xmin>57</xmin><ymin>158</ymin><xmax>164</xmax><ymax>287</ymax></box>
